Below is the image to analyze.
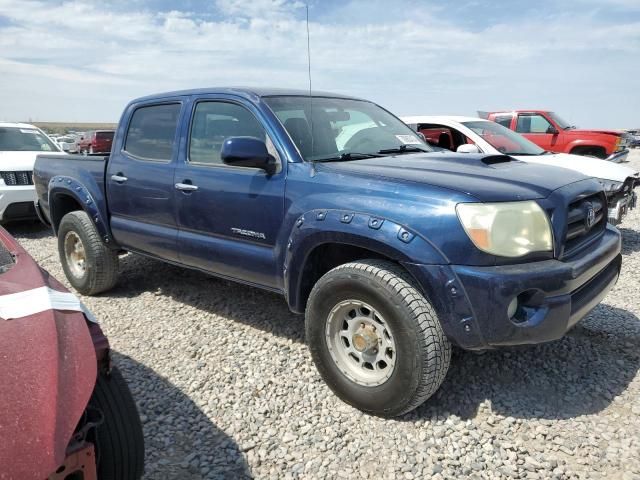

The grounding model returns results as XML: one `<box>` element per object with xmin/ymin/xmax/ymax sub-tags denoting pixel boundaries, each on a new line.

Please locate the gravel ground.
<box><xmin>9</xmin><ymin>150</ymin><xmax>640</xmax><ymax>480</ymax></box>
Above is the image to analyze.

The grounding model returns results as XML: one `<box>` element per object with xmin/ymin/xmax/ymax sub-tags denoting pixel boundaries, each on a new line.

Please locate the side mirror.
<box><xmin>221</xmin><ymin>137</ymin><xmax>276</xmax><ymax>175</ymax></box>
<box><xmin>546</xmin><ymin>125</ymin><xmax>559</xmax><ymax>135</ymax></box>
<box><xmin>456</xmin><ymin>144</ymin><xmax>480</xmax><ymax>154</ymax></box>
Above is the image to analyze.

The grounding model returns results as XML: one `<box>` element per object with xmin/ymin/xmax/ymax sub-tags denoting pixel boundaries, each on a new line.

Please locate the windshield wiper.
<box><xmin>313</xmin><ymin>152</ymin><xmax>380</xmax><ymax>163</ymax></box>
<box><xmin>378</xmin><ymin>145</ymin><xmax>429</xmax><ymax>155</ymax></box>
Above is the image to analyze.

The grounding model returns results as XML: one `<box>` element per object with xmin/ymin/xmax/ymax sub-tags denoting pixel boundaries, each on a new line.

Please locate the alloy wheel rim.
<box><xmin>325</xmin><ymin>300</ymin><xmax>396</xmax><ymax>387</ymax></box>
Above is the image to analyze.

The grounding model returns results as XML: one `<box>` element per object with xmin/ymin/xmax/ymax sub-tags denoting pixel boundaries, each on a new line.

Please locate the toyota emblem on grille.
<box><xmin>586</xmin><ymin>203</ymin><xmax>596</xmax><ymax>228</ymax></box>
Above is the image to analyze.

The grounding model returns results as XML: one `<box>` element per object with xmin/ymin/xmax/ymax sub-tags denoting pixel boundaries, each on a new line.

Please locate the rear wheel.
<box><xmin>58</xmin><ymin>210</ymin><xmax>119</xmax><ymax>295</ymax></box>
<box><xmin>88</xmin><ymin>366</ymin><xmax>145</xmax><ymax>480</ymax></box>
<box><xmin>306</xmin><ymin>259</ymin><xmax>451</xmax><ymax>417</ymax></box>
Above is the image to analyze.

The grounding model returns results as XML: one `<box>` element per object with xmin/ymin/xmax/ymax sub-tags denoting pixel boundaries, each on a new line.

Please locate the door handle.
<box><xmin>175</xmin><ymin>182</ymin><xmax>198</xmax><ymax>192</ymax></box>
<box><xmin>111</xmin><ymin>174</ymin><xmax>128</xmax><ymax>183</ymax></box>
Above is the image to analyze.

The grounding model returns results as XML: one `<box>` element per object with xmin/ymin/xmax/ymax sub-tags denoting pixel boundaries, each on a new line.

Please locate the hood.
<box><xmin>318</xmin><ymin>152</ymin><xmax>589</xmax><ymax>202</ymax></box>
<box><xmin>0</xmin><ymin>151</ymin><xmax>67</xmax><ymax>171</ymax></box>
<box><xmin>0</xmin><ymin>228</ymin><xmax>96</xmax><ymax>479</ymax></box>
<box><xmin>513</xmin><ymin>152</ymin><xmax>639</xmax><ymax>183</ymax></box>
<box><xmin>564</xmin><ymin>129</ymin><xmax>622</xmax><ymax>138</ymax></box>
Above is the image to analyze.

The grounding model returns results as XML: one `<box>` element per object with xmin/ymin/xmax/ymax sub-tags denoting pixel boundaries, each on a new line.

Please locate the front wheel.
<box><xmin>88</xmin><ymin>366</ymin><xmax>145</xmax><ymax>479</ymax></box>
<box><xmin>305</xmin><ymin>260</ymin><xmax>451</xmax><ymax>417</ymax></box>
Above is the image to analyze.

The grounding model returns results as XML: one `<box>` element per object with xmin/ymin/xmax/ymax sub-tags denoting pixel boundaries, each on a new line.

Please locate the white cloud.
<box><xmin>0</xmin><ymin>0</ymin><xmax>638</xmax><ymax>127</ymax></box>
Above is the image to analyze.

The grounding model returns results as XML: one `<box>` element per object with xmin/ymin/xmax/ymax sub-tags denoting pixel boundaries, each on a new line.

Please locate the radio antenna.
<box><xmin>305</xmin><ymin>4</ymin><xmax>314</xmax><ymax>157</ymax></box>
<box><xmin>306</xmin><ymin>4</ymin><xmax>312</xmax><ymax>95</ymax></box>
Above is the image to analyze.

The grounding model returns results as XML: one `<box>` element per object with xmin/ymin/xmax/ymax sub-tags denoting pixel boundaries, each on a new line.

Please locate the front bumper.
<box><xmin>608</xmin><ymin>191</ymin><xmax>637</xmax><ymax>225</ymax></box>
<box><xmin>0</xmin><ymin>185</ymin><xmax>37</xmax><ymax>222</ymax></box>
<box><xmin>405</xmin><ymin>225</ymin><xmax>621</xmax><ymax>350</ymax></box>
<box><xmin>606</xmin><ymin>149</ymin><xmax>629</xmax><ymax>163</ymax></box>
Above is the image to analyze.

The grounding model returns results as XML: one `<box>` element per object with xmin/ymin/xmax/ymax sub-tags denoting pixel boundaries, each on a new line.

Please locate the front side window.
<box><xmin>189</xmin><ymin>101</ymin><xmax>270</xmax><ymax>166</ymax></box>
<box><xmin>515</xmin><ymin>114</ymin><xmax>552</xmax><ymax>134</ymax></box>
<box><xmin>264</xmin><ymin>96</ymin><xmax>432</xmax><ymax>161</ymax></box>
<box><xmin>0</xmin><ymin>127</ymin><xmax>59</xmax><ymax>152</ymax></box>
<box><xmin>124</xmin><ymin>103</ymin><xmax>181</xmax><ymax>161</ymax></box>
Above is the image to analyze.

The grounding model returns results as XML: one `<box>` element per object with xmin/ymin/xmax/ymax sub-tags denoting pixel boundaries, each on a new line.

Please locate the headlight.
<box><xmin>597</xmin><ymin>178</ymin><xmax>623</xmax><ymax>193</ymax></box>
<box><xmin>456</xmin><ymin>201</ymin><xmax>553</xmax><ymax>257</ymax></box>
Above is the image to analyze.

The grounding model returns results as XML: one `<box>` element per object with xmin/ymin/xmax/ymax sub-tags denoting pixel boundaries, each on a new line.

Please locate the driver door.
<box><xmin>515</xmin><ymin>113</ymin><xmax>559</xmax><ymax>151</ymax></box>
<box><xmin>174</xmin><ymin>96</ymin><xmax>286</xmax><ymax>289</ymax></box>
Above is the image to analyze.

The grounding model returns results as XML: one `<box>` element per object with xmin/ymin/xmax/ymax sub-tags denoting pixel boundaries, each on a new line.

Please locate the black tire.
<box><xmin>305</xmin><ymin>259</ymin><xmax>451</xmax><ymax>417</ymax></box>
<box><xmin>89</xmin><ymin>366</ymin><xmax>145</xmax><ymax>480</ymax></box>
<box><xmin>58</xmin><ymin>210</ymin><xmax>119</xmax><ymax>295</ymax></box>
<box><xmin>571</xmin><ymin>146</ymin><xmax>607</xmax><ymax>159</ymax></box>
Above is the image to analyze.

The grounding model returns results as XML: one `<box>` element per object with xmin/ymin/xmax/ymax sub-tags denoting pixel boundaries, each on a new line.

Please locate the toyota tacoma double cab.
<box><xmin>34</xmin><ymin>88</ymin><xmax>622</xmax><ymax>417</ymax></box>
<box><xmin>479</xmin><ymin>110</ymin><xmax>631</xmax><ymax>163</ymax></box>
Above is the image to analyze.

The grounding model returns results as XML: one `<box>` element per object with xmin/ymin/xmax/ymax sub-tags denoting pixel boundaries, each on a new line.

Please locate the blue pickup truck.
<box><xmin>34</xmin><ymin>88</ymin><xmax>622</xmax><ymax>417</ymax></box>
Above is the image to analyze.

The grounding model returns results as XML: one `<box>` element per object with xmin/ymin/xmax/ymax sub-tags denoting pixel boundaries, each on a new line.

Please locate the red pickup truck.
<box><xmin>77</xmin><ymin>130</ymin><xmax>115</xmax><ymax>155</ymax></box>
<box><xmin>480</xmin><ymin>110</ymin><xmax>630</xmax><ymax>163</ymax></box>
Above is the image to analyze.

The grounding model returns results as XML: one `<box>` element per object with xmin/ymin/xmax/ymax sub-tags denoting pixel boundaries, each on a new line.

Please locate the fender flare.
<box><xmin>48</xmin><ymin>176</ymin><xmax>114</xmax><ymax>246</ymax></box>
<box><xmin>283</xmin><ymin>208</ymin><xmax>448</xmax><ymax>312</ymax></box>
<box><xmin>565</xmin><ymin>139</ymin><xmax>611</xmax><ymax>155</ymax></box>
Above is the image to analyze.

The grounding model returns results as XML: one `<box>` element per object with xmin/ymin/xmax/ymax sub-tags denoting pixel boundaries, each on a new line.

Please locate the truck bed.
<box><xmin>34</xmin><ymin>154</ymin><xmax>109</xmax><ymax>226</ymax></box>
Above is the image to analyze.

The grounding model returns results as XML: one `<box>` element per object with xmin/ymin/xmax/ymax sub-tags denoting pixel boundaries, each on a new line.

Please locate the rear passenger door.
<box><xmin>174</xmin><ymin>96</ymin><xmax>286</xmax><ymax>289</ymax></box>
<box><xmin>106</xmin><ymin>100</ymin><xmax>185</xmax><ymax>261</ymax></box>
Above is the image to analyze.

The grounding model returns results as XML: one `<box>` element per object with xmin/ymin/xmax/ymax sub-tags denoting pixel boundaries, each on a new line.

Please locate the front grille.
<box><xmin>1</xmin><ymin>171</ymin><xmax>33</xmax><ymax>186</ymax></box>
<box><xmin>564</xmin><ymin>193</ymin><xmax>606</xmax><ymax>256</ymax></box>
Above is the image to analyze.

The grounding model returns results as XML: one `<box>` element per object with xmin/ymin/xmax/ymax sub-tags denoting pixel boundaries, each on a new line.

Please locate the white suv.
<box><xmin>0</xmin><ymin>123</ymin><xmax>67</xmax><ymax>222</ymax></box>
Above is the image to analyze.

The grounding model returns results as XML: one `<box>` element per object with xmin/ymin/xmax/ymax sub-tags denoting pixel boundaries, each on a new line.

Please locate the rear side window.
<box><xmin>494</xmin><ymin>115</ymin><xmax>512</xmax><ymax>128</ymax></box>
<box><xmin>124</xmin><ymin>103</ymin><xmax>181</xmax><ymax>161</ymax></box>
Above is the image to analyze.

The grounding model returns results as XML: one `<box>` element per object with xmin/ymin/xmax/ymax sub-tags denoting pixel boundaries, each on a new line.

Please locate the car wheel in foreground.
<box><xmin>306</xmin><ymin>259</ymin><xmax>451</xmax><ymax>417</ymax></box>
<box><xmin>58</xmin><ymin>210</ymin><xmax>119</xmax><ymax>295</ymax></box>
<box><xmin>88</xmin><ymin>366</ymin><xmax>145</xmax><ymax>480</ymax></box>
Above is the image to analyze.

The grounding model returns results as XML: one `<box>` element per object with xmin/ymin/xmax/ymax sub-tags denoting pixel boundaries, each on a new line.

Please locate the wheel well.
<box><xmin>570</xmin><ymin>145</ymin><xmax>607</xmax><ymax>159</ymax></box>
<box><xmin>296</xmin><ymin>243</ymin><xmax>403</xmax><ymax>312</ymax></box>
<box><xmin>51</xmin><ymin>193</ymin><xmax>83</xmax><ymax>233</ymax></box>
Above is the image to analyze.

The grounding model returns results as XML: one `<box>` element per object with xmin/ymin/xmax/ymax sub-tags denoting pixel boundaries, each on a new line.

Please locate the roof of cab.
<box><xmin>131</xmin><ymin>87</ymin><xmax>366</xmax><ymax>104</ymax></box>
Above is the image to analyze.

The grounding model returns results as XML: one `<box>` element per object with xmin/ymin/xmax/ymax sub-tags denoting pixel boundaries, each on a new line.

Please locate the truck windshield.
<box><xmin>462</xmin><ymin>121</ymin><xmax>545</xmax><ymax>156</ymax></box>
<box><xmin>263</xmin><ymin>96</ymin><xmax>432</xmax><ymax>161</ymax></box>
<box><xmin>548</xmin><ymin>112</ymin><xmax>573</xmax><ymax>130</ymax></box>
<box><xmin>0</xmin><ymin>127</ymin><xmax>59</xmax><ymax>152</ymax></box>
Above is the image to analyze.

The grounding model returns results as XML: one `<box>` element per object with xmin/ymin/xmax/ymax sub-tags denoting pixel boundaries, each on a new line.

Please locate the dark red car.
<box><xmin>77</xmin><ymin>131</ymin><xmax>114</xmax><ymax>156</ymax></box>
<box><xmin>480</xmin><ymin>110</ymin><xmax>630</xmax><ymax>162</ymax></box>
<box><xmin>0</xmin><ymin>227</ymin><xmax>144</xmax><ymax>479</ymax></box>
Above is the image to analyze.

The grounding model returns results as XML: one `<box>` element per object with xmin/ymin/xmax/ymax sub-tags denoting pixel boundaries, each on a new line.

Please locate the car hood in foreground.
<box><xmin>0</xmin><ymin>228</ymin><xmax>96</xmax><ymax>480</ymax></box>
<box><xmin>0</xmin><ymin>150</ymin><xmax>67</xmax><ymax>171</ymax></box>
<box><xmin>513</xmin><ymin>152</ymin><xmax>639</xmax><ymax>183</ymax></box>
<box><xmin>319</xmin><ymin>153</ymin><xmax>590</xmax><ymax>202</ymax></box>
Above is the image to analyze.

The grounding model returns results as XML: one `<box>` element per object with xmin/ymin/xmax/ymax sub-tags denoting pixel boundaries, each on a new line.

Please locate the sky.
<box><xmin>0</xmin><ymin>0</ymin><xmax>639</xmax><ymax>128</ymax></box>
